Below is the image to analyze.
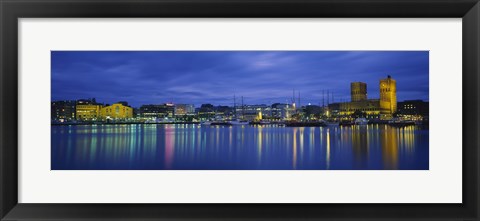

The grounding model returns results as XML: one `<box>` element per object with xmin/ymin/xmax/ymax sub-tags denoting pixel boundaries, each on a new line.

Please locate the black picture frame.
<box><xmin>1</xmin><ymin>0</ymin><xmax>479</xmax><ymax>220</ymax></box>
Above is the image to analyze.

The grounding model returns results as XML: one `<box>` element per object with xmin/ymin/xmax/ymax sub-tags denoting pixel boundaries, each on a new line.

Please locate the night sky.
<box><xmin>51</xmin><ymin>51</ymin><xmax>429</xmax><ymax>108</ymax></box>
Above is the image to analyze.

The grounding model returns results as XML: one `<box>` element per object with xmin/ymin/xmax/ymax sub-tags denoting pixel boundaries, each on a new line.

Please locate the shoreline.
<box><xmin>51</xmin><ymin>121</ymin><xmax>428</xmax><ymax>128</ymax></box>
<box><xmin>51</xmin><ymin>122</ymin><xmax>201</xmax><ymax>126</ymax></box>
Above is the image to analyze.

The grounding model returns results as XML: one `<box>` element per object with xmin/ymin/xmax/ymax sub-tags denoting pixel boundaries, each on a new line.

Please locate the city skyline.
<box><xmin>52</xmin><ymin>51</ymin><xmax>429</xmax><ymax>108</ymax></box>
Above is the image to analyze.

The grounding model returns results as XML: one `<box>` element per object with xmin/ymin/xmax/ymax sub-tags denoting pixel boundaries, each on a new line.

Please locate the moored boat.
<box><xmin>388</xmin><ymin>119</ymin><xmax>415</xmax><ymax>127</ymax></box>
<box><xmin>200</xmin><ymin>121</ymin><xmax>212</xmax><ymax>126</ymax></box>
<box><xmin>325</xmin><ymin>121</ymin><xmax>340</xmax><ymax>127</ymax></box>
<box><xmin>210</xmin><ymin>122</ymin><xmax>232</xmax><ymax>126</ymax></box>
<box><xmin>355</xmin><ymin>118</ymin><xmax>369</xmax><ymax>125</ymax></box>
<box><xmin>229</xmin><ymin>119</ymin><xmax>249</xmax><ymax>125</ymax></box>
<box><xmin>285</xmin><ymin>121</ymin><xmax>326</xmax><ymax>127</ymax></box>
<box><xmin>340</xmin><ymin>121</ymin><xmax>355</xmax><ymax>126</ymax></box>
<box><xmin>259</xmin><ymin>120</ymin><xmax>271</xmax><ymax>125</ymax></box>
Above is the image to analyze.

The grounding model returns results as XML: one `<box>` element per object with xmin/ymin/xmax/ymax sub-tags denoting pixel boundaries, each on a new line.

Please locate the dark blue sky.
<box><xmin>51</xmin><ymin>51</ymin><xmax>428</xmax><ymax>108</ymax></box>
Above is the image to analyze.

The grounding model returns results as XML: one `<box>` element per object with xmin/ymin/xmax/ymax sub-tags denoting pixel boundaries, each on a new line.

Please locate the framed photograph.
<box><xmin>1</xmin><ymin>0</ymin><xmax>479</xmax><ymax>220</ymax></box>
<box><xmin>50</xmin><ymin>50</ymin><xmax>430</xmax><ymax>171</ymax></box>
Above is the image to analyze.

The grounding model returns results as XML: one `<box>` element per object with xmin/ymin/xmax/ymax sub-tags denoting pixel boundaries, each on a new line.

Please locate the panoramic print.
<box><xmin>51</xmin><ymin>51</ymin><xmax>429</xmax><ymax>170</ymax></box>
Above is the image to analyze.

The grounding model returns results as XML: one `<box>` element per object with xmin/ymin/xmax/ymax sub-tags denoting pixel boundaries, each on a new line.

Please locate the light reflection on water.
<box><xmin>51</xmin><ymin>124</ymin><xmax>429</xmax><ymax>170</ymax></box>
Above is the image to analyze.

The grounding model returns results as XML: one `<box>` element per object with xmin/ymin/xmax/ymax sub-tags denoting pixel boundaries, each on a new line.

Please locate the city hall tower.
<box><xmin>379</xmin><ymin>75</ymin><xmax>397</xmax><ymax>118</ymax></box>
<box><xmin>351</xmin><ymin>82</ymin><xmax>367</xmax><ymax>102</ymax></box>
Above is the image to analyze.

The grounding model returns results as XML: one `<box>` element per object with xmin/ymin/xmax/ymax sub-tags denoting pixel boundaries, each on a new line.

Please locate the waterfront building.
<box><xmin>397</xmin><ymin>100</ymin><xmax>429</xmax><ymax>120</ymax></box>
<box><xmin>116</xmin><ymin>101</ymin><xmax>129</xmax><ymax>107</ymax></box>
<box><xmin>215</xmin><ymin>105</ymin><xmax>234</xmax><ymax>118</ymax></box>
<box><xmin>51</xmin><ymin>100</ymin><xmax>76</xmax><ymax>122</ymax></box>
<box><xmin>328</xmin><ymin>99</ymin><xmax>381</xmax><ymax>118</ymax></box>
<box><xmin>100</xmin><ymin>102</ymin><xmax>133</xmax><ymax>121</ymax></box>
<box><xmin>175</xmin><ymin>104</ymin><xmax>195</xmax><ymax>115</ymax></box>
<box><xmin>304</xmin><ymin>104</ymin><xmax>323</xmax><ymax>120</ymax></box>
<box><xmin>76</xmin><ymin>98</ymin><xmax>102</xmax><ymax>121</ymax></box>
<box><xmin>236</xmin><ymin>104</ymin><xmax>269</xmax><ymax>121</ymax></box>
<box><xmin>271</xmin><ymin>103</ymin><xmax>290</xmax><ymax>119</ymax></box>
<box><xmin>351</xmin><ymin>82</ymin><xmax>367</xmax><ymax>102</ymax></box>
<box><xmin>139</xmin><ymin>103</ymin><xmax>175</xmax><ymax>119</ymax></box>
<box><xmin>197</xmin><ymin>104</ymin><xmax>215</xmax><ymax>120</ymax></box>
<box><xmin>328</xmin><ymin>75</ymin><xmax>397</xmax><ymax>120</ymax></box>
<box><xmin>164</xmin><ymin>103</ymin><xmax>175</xmax><ymax>117</ymax></box>
<box><xmin>379</xmin><ymin>75</ymin><xmax>397</xmax><ymax>118</ymax></box>
<box><xmin>132</xmin><ymin>108</ymin><xmax>140</xmax><ymax>118</ymax></box>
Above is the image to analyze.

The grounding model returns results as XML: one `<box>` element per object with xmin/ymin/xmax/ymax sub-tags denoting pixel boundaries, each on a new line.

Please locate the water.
<box><xmin>51</xmin><ymin>124</ymin><xmax>429</xmax><ymax>170</ymax></box>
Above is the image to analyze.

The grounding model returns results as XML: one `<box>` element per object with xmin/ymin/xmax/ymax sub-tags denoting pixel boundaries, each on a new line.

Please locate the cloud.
<box><xmin>51</xmin><ymin>51</ymin><xmax>429</xmax><ymax>107</ymax></box>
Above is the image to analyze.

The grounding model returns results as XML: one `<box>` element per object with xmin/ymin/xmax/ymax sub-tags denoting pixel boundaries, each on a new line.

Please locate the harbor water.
<box><xmin>51</xmin><ymin>124</ymin><xmax>429</xmax><ymax>170</ymax></box>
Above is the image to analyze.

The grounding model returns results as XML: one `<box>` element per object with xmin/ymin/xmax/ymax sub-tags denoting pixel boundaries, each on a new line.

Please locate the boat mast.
<box><xmin>241</xmin><ymin>96</ymin><xmax>244</xmax><ymax>120</ymax></box>
<box><xmin>322</xmin><ymin>89</ymin><xmax>325</xmax><ymax>107</ymax></box>
<box><xmin>298</xmin><ymin>91</ymin><xmax>301</xmax><ymax>108</ymax></box>
<box><xmin>292</xmin><ymin>89</ymin><xmax>295</xmax><ymax>108</ymax></box>
<box><xmin>327</xmin><ymin>90</ymin><xmax>330</xmax><ymax>105</ymax></box>
<box><xmin>233</xmin><ymin>94</ymin><xmax>237</xmax><ymax>118</ymax></box>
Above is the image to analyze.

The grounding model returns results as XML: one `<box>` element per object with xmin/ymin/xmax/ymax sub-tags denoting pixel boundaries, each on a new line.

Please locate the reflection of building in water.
<box><xmin>164</xmin><ymin>125</ymin><xmax>175</xmax><ymax>169</ymax></box>
<box><xmin>257</xmin><ymin>126</ymin><xmax>263</xmax><ymax>161</ymax></box>
<box><xmin>292</xmin><ymin>127</ymin><xmax>297</xmax><ymax>169</ymax></box>
<box><xmin>326</xmin><ymin>128</ymin><xmax>331</xmax><ymax>169</ymax></box>
<box><xmin>328</xmin><ymin>75</ymin><xmax>397</xmax><ymax>120</ymax></box>
<box><xmin>351</xmin><ymin>126</ymin><xmax>369</xmax><ymax>168</ymax></box>
<box><xmin>381</xmin><ymin>126</ymin><xmax>399</xmax><ymax>169</ymax></box>
<box><xmin>401</xmin><ymin>126</ymin><xmax>416</xmax><ymax>154</ymax></box>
